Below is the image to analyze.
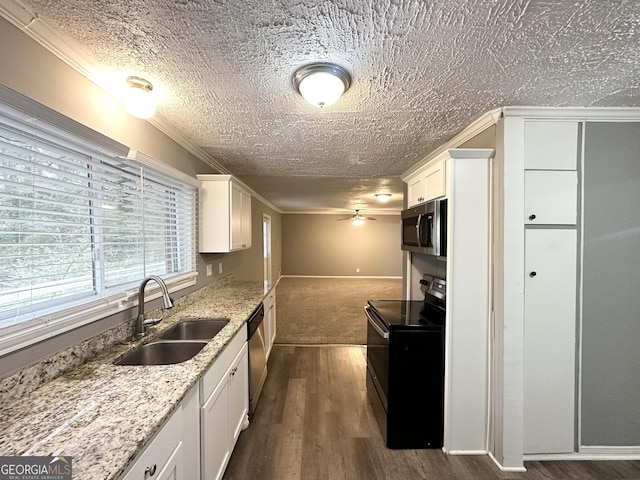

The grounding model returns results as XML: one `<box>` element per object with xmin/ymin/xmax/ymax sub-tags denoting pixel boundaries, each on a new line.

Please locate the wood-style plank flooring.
<box><xmin>223</xmin><ymin>346</ymin><xmax>640</xmax><ymax>480</ymax></box>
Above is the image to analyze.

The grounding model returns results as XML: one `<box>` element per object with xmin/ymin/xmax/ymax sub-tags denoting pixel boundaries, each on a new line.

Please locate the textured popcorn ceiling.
<box><xmin>11</xmin><ymin>0</ymin><xmax>640</xmax><ymax>212</ymax></box>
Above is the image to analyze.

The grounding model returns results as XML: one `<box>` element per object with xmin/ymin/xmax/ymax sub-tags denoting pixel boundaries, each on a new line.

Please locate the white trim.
<box><xmin>524</xmin><ymin>447</ymin><xmax>640</xmax><ymax>461</ymax></box>
<box><xmin>127</xmin><ymin>149</ymin><xmax>201</xmax><ymax>187</ymax></box>
<box><xmin>402</xmin><ymin>108</ymin><xmax>502</xmax><ymax>178</ymax></box>
<box><xmin>284</xmin><ymin>210</ymin><xmax>400</xmax><ymax>215</ymax></box>
<box><xmin>502</xmin><ymin>106</ymin><xmax>640</xmax><ymax>120</ymax></box>
<box><xmin>446</xmin><ymin>450</ymin><xmax>488</xmax><ymax>455</ymax></box>
<box><xmin>579</xmin><ymin>446</ymin><xmax>640</xmax><ymax>456</ymax></box>
<box><xmin>280</xmin><ymin>275</ymin><xmax>402</xmax><ymax>280</ymax></box>
<box><xmin>488</xmin><ymin>452</ymin><xmax>528</xmax><ymax>472</ymax></box>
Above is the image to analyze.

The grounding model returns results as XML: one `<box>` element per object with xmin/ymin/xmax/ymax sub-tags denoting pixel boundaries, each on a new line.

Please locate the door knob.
<box><xmin>529</xmin><ymin>214</ymin><xmax>536</xmax><ymax>221</ymax></box>
<box><xmin>529</xmin><ymin>271</ymin><xmax>537</xmax><ymax>278</ymax></box>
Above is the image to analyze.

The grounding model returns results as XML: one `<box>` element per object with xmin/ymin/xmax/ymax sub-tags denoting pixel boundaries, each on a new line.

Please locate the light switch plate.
<box><xmin>206</xmin><ymin>264</ymin><xmax>212</xmax><ymax>276</ymax></box>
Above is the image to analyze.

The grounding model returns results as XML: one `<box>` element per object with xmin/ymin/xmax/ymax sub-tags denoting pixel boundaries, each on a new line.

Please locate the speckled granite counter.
<box><xmin>0</xmin><ymin>279</ymin><xmax>267</xmax><ymax>480</ymax></box>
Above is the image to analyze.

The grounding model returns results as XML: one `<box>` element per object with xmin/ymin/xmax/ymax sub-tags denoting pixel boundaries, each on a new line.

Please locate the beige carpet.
<box><xmin>275</xmin><ymin>276</ymin><xmax>403</xmax><ymax>345</ymax></box>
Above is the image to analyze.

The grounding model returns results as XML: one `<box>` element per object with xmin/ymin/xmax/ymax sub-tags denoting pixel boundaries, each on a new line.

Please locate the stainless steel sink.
<box><xmin>159</xmin><ymin>318</ymin><xmax>229</xmax><ymax>341</ymax></box>
<box><xmin>115</xmin><ymin>341</ymin><xmax>207</xmax><ymax>366</ymax></box>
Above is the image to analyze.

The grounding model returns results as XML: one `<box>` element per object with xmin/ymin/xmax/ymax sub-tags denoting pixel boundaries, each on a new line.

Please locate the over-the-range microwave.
<box><xmin>401</xmin><ymin>199</ymin><xmax>447</xmax><ymax>257</ymax></box>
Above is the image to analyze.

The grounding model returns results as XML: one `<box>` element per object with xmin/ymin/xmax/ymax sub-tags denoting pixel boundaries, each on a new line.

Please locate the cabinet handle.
<box><xmin>145</xmin><ymin>465</ymin><xmax>157</xmax><ymax>477</ymax></box>
<box><xmin>529</xmin><ymin>214</ymin><xmax>536</xmax><ymax>221</ymax></box>
<box><xmin>529</xmin><ymin>271</ymin><xmax>537</xmax><ymax>278</ymax></box>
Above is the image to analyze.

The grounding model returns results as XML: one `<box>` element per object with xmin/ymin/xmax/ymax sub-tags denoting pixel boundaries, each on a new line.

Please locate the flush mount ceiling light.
<box><xmin>293</xmin><ymin>63</ymin><xmax>352</xmax><ymax>108</ymax></box>
<box><xmin>123</xmin><ymin>76</ymin><xmax>156</xmax><ymax>119</ymax></box>
<box><xmin>375</xmin><ymin>193</ymin><xmax>392</xmax><ymax>203</ymax></box>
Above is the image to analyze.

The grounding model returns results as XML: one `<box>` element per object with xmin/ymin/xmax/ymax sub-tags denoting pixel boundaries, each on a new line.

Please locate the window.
<box><xmin>0</xmin><ymin>99</ymin><xmax>197</xmax><ymax>354</ymax></box>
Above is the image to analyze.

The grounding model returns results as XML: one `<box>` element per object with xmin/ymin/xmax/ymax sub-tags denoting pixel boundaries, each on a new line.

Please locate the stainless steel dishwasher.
<box><xmin>247</xmin><ymin>302</ymin><xmax>267</xmax><ymax>416</ymax></box>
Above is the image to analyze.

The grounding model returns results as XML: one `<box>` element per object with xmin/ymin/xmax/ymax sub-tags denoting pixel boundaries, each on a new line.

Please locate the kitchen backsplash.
<box><xmin>0</xmin><ymin>275</ymin><xmax>234</xmax><ymax>405</ymax></box>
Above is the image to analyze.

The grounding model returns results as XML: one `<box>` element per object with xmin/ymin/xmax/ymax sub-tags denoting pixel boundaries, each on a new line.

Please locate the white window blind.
<box><xmin>0</xmin><ymin>101</ymin><xmax>197</xmax><ymax>348</ymax></box>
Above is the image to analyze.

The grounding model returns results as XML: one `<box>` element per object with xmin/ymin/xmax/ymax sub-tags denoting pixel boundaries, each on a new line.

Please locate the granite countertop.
<box><xmin>0</xmin><ymin>280</ymin><xmax>268</xmax><ymax>480</ymax></box>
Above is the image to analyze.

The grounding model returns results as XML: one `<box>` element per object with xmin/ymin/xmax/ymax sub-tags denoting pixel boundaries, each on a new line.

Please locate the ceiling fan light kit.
<box><xmin>293</xmin><ymin>62</ymin><xmax>351</xmax><ymax>108</ymax></box>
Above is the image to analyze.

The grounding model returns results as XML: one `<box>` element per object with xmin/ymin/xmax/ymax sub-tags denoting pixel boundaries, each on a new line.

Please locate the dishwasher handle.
<box><xmin>364</xmin><ymin>305</ymin><xmax>389</xmax><ymax>339</ymax></box>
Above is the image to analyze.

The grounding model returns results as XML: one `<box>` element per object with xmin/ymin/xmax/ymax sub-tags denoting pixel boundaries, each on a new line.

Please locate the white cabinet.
<box><xmin>524</xmin><ymin>121</ymin><xmax>578</xmax><ymax>170</ymax></box>
<box><xmin>524</xmin><ymin>170</ymin><xmax>578</xmax><ymax>225</ymax></box>
<box><xmin>405</xmin><ymin>158</ymin><xmax>446</xmax><ymax>207</ymax></box>
<box><xmin>197</xmin><ymin>174</ymin><xmax>252</xmax><ymax>253</ymax></box>
<box><xmin>120</xmin><ymin>385</ymin><xmax>198</xmax><ymax>480</ymax></box>
<box><xmin>263</xmin><ymin>288</ymin><xmax>276</xmax><ymax>360</ymax></box>
<box><xmin>200</xmin><ymin>328</ymin><xmax>248</xmax><ymax>480</ymax></box>
<box><xmin>524</xmin><ymin>229</ymin><xmax>577</xmax><ymax>454</ymax></box>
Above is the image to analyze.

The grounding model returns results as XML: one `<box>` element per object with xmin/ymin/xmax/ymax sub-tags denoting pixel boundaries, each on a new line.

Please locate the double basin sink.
<box><xmin>116</xmin><ymin>318</ymin><xmax>229</xmax><ymax>366</ymax></box>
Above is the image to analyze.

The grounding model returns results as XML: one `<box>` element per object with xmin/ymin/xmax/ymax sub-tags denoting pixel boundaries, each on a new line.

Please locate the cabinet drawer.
<box><xmin>120</xmin><ymin>406</ymin><xmax>183</xmax><ymax>480</ymax></box>
<box><xmin>200</xmin><ymin>327</ymin><xmax>246</xmax><ymax>402</ymax></box>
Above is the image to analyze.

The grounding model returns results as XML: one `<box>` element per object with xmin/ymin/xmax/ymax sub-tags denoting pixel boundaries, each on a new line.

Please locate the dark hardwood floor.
<box><xmin>223</xmin><ymin>346</ymin><xmax>640</xmax><ymax>480</ymax></box>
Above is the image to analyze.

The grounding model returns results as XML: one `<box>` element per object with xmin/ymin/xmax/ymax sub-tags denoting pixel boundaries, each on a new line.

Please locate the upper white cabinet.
<box><xmin>525</xmin><ymin>170</ymin><xmax>578</xmax><ymax>225</ymax></box>
<box><xmin>524</xmin><ymin>121</ymin><xmax>579</xmax><ymax>170</ymax></box>
<box><xmin>523</xmin><ymin>121</ymin><xmax>579</xmax><ymax>225</ymax></box>
<box><xmin>405</xmin><ymin>158</ymin><xmax>446</xmax><ymax>207</ymax></box>
<box><xmin>197</xmin><ymin>174</ymin><xmax>252</xmax><ymax>253</ymax></box>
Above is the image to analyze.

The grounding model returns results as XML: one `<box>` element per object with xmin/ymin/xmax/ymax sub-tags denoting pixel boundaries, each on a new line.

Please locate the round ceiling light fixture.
<box><xmin>123</xmin><ymin>76</ymin><xmax>156</xmax><ymax>119</ymax></box>
<box><xmin>293</xmin><ymin>63</ymin><xmax>352</xmax><ymax>108</ymax></box>
<box><xmin>375</xmin><ymin>193</ymin><xmax>392</xmax><ymax>203</ymax></box>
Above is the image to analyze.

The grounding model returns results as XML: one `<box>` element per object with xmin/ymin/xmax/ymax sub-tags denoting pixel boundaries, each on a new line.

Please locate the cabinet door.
<box><xmin>231</xmin><ymin>184</ymin><xmax>244</xmax><ymax>250</ymax></box>
<box><xmin>241</xmin><ymin>190</ymin><xmax>252</xmax><ymax>248</ymax></box>
<box><xmin>525</xmin><ymin>170</ymin><xmax>577</xmax><ymax>225</ymax></box>
<box><xmin>407</xmin><ymin>175</ymin><xmax>424</xmax><ymax>207</ymax></box>
<box><xmin>120</xmin><ymin>405</ymin><xmax>182</xmax><ymax>480</ymax></box>
<box><xmin>228</xmin><ymin>343</ymin><xmax>249</xmax><ymax>447</ymax></box>
<box><xmin>524</xmin><ymin>121</ymin><xmax>578</xmax><ymax>170</ymax></box>
<box><xmin>201</xmin><ymin>376</ymin><xmax>230</xmax><ymax>480</ymax></box>
<box><xmin>524</xmin><ymin>229</ymin><xmax>577</xmax><ymax>454</ymax></box>
<box><xmin>156</xmin><ymin>443</ymin><xmax>183</xmax><ymax>480</ymax></box>
<box><xmin>423</xmin><ymin>160</ymin><xmax>446</xmax><ymax>201</ymax></box>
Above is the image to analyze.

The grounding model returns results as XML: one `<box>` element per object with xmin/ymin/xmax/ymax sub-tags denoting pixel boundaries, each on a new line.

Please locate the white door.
<box><xmin>263</xmin><ymin>214</ymin><xmax>272</xmax><ymax>285</ymax></box>
<box><xmin>201</xmin><ymin>377</ymin><xmax>230</xmax><ymax>480</ymax></box>
<box><xmin>525</xmin><ymin>170</ymin><xmax>578</xmax><ymax>225</ymax></box>
<box><xmin>524</xmin><ymin>228</ymin><xmax>577</xmax><ymax>454</ymax></box>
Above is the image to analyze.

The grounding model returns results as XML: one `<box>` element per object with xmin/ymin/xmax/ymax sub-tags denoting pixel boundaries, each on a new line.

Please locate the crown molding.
<box><xmin>502</xmin><ymin>105</ymin><xmax>640</xmax><ymax>120</ymax></box>
<box><xmin>0</xmin><ymin>0</ymin><xmax>232</xmax><ymax>179</ymax></box>
<box><xmin>402</xmin><ymin>108</ymin><xmax>501</xmax><ymax>179</ymax></box>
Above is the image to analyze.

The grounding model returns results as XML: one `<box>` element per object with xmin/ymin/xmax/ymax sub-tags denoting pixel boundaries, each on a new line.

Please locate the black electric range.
<box><xmin>365</xmin><ymin>276</ymin><xmax>446</xmax><ymax>449</ymax></box>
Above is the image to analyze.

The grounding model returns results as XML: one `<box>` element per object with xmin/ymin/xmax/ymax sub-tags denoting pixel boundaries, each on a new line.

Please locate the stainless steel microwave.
<box><xmin>401</xmin><ymin>199</ymin><xmax>447</xmax><ymax>257</ymax></box>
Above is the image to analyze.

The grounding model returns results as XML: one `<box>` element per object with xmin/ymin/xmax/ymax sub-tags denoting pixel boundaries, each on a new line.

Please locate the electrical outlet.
<box><xmin>206</xmin><ymin>264</ymin><xmax>212</xmax><ymax>277</ymax></box>
<box><xmin>356</xmin><ymin>268</ymin><xmax>360</xmax><ymax>273</ymax></box>
<box><xmin>218</xmin><ymin>262</ymin><xmax>223</xmax><ymax>274</ymax></box>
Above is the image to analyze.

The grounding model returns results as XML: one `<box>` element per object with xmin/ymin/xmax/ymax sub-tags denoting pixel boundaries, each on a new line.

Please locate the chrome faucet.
<box><xmin>135</xmin><ymin>275</ymin><xmax>174</xmax><ymax>337</ymax></box>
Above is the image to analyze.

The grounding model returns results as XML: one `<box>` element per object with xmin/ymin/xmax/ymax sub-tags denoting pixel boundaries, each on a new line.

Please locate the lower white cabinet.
<box><xmin>120</xmin><ymin>385</ymin><xmax>197</xmax><ymax>480</ymax></box>
<box><xmin>263</xmin><ymin>288</ymin><xmax>276</xmax><ymax>360</ymax></box>
<box><xmin>200</xmin><ymin>328</ymin><xmax>248</xmax><ymax>480</ymax></box>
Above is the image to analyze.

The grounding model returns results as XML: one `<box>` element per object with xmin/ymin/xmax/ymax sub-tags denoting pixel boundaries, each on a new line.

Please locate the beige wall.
<box><xmin>282</xmin><ymin>214</ymin><xmax>401</xmax><ymax>277</ymax></box>
<box><xmin>0</xmin><ymin>17</ymin><xmax>281</xmax><ymax>375</ymax></box>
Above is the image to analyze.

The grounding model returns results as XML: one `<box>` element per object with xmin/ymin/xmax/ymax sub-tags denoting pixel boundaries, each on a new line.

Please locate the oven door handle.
<box><xmin>364</xmin><ymin>305</ymin><xmax>389</xmax><ymax>339</ymax></box>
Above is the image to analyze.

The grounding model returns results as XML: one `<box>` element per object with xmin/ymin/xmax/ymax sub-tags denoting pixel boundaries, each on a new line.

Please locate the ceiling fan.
<box><xmin>338</xmin><ymin>209</ymin><xmax>377</xmax><ymax>225</ymax></box>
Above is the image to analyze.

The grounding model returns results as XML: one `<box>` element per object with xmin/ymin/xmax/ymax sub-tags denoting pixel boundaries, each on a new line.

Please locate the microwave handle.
<box><xmin>416</xmin><ymin>213</ymin><xmax>423</xmax><ymax>248</ymax></box>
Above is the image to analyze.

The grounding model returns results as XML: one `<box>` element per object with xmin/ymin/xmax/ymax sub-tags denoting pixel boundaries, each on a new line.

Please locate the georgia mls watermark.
<box><xmin>0</xmin><ymin>456</ymin><xmax>72</xmax><ymax>480</ymax></box>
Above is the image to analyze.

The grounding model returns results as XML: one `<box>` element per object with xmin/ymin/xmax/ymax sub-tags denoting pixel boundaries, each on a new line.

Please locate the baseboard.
<box><xmin>524</xmin><ymin>447</ymin><xmax>640</xmax><ymax>461</ymax></box>
<box><xmin>446</xmin><ymin>450</ymin><xmax>487</xmax><ymax>456</ymax></box>
<box><xmin>488</xmin><ymin>451</ymin><xmax>527</xmax><ymax>472</ymax></box>
<box><xmin>281</xmin><ymin>275</ymin><xmax>402</xmax><ymax>279</ymax></box>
